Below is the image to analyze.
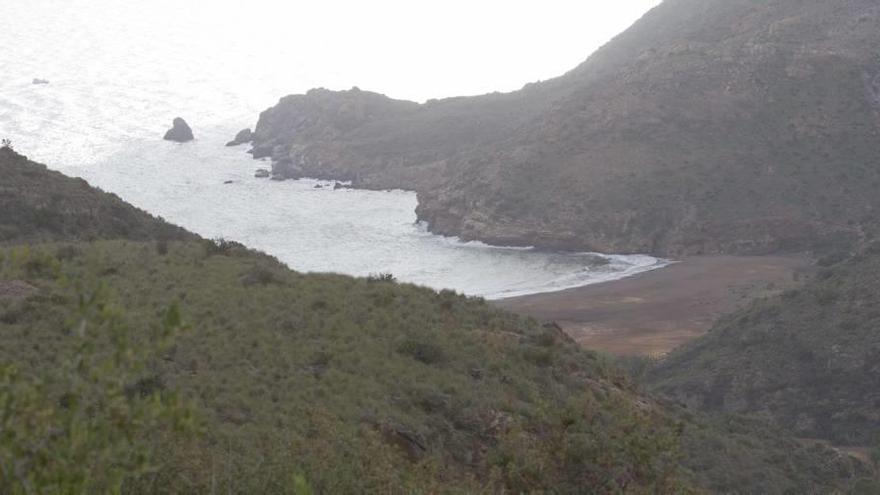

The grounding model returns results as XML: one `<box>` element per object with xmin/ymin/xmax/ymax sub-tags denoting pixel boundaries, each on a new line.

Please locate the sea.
<box><xmin>0</xmin><ymin>0</ymin><xmax>666</xmax><ymax>299</ymax></box>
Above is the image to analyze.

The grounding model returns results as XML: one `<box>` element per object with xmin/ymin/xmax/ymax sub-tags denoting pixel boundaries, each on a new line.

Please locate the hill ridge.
<box><xmin>244</xmin><ymin>0</ymin><xmax>880</xmax><ymax>256</ymax></box>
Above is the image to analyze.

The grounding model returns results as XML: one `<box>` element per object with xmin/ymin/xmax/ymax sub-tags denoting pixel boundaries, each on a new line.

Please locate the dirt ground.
<box><xmin>0</xmin><ymin>280</ymin><xmax>38</xmax><ymax>299</ymax></box>
<box><xmin>495</xmin><ymin>255</ymin><xmax>812</xmax><ymax>356</ymax></box>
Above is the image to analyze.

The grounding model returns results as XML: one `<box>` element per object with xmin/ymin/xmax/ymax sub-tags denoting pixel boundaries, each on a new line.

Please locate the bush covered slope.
<box><xmin>0</xmin><ymin>151</ymin><xmax>872</xmax><ymax>492</ymax></box>
<box><xmin>0</xmin><ymin>147</ymin><xmax>191</xmax><ymax>244</ymax></box>
<box><xmin>1</xmin><ymin>240</ymin><xmax>690</xmax><ymax>492</ymax></box>
<box><xmin>3</xmin><ymin>240</ymin><xmax>873</xmax><ymax>493</ymax></box>
<box><xmin>649</xmin><ymin>246</ymin><xmax>880</xmax><ymax>447</ymax></box>
<box><xmin>248</xmin><ymin>0</ymin><xmax>880</xmax><ymax>256</ymax></box>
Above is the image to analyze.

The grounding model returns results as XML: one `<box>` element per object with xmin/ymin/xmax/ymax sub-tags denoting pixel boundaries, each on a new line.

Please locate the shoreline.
<box><xmin>256</xmin><ymin>177</ymin><xmax>676</xmax><ymax>300</ymax></box>
<box><xmin>481</xmin><ymin>256</ymin><xmax>670</xmax><ymax>300</ymax></box>
<box><xmin>494</xmin><ymin>254</ymin><xmax>813</xmax><ymax>356</ymax></box>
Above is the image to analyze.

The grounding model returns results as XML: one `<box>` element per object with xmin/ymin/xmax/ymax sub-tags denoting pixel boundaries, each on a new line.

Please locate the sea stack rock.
<box><xmin>225</xmin><ymin>128</ymin><xmax>253</xmax><ymax>147</ymax></box>
<box><xmin>163</xmin><ymin>117</ymin><xmax>194</xmax><ymax>142</ymax></box>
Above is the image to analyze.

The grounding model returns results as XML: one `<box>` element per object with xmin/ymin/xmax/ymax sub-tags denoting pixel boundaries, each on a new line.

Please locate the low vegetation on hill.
<box><xmin>3</xmin><ymin>240</ymin><xmax>874</xmax><ymax>493</ymax></box>
<box><xmin>1</xmin><ymin>150</ymin><xmax>874</xmax><ymax>493</ymax></box>
<box><xmin>1</xmin><ymin>239</ymin><xmax>690</xmax><ymax>492</ymax></box>
<box><xmin>0</xmin><ymin>147</ymin><xmax>191</xmax><ymax>245</ymax></box>
<box><xmin>650</xmin><ymin>245</ymin><xmax>880</xmax><ymax>448</ymax></box>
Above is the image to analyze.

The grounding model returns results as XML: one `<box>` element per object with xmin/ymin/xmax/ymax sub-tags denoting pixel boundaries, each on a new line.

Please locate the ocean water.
<box><xmin>0</xmin><ymin>0</ymin><xmax>666</xmax><ymax>299</ymax></box>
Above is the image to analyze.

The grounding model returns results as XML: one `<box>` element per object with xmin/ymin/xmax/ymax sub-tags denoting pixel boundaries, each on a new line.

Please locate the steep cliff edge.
<box><xmin>246</xmin><ymin>0</ymin><xmax>880</xmax><ymax>256</ymax></box>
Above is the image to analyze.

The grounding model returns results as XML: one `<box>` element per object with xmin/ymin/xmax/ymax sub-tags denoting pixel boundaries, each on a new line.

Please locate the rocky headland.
<box><xmin>238</xmin><ymin>0</ymin><xmax>880</xmax><ymax>257</ymax></box>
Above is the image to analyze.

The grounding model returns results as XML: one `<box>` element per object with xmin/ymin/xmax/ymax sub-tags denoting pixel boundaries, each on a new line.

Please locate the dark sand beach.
<box><xmin>495</xmin><ymin>255</ymin><xmax>813</xmax><ymax>356</ymax></box>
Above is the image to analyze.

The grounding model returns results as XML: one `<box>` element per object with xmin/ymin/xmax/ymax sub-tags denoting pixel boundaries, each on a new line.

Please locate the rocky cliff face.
<box><xmin>246</xmin><ymin>0</ymin><xmax>880</xmax><ymax>256</ymax></box>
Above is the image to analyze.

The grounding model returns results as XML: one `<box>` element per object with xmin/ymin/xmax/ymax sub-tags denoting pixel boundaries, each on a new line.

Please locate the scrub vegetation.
<box><xmin>0</xmin><ymin>149</ymin><xmax>875</xmax><ymax>493</ymax></box>
<box><xmin>650</xmin><ymin>244</ymin><xmax>880</xmax><ymax>448</ymax></box>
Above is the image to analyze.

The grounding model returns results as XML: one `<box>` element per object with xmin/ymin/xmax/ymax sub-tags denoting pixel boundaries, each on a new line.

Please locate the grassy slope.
<box><xmin>1</xmin><ymin>240</ymin><xmax>688</xmax><ymax>492</ymax></box>
<box><xmin>649</xmin><ymin>246</ymin><xmax>880</xmax><ymax>447</ymax></box>
<box><xmin>3</xmin><ymin>240</ymin><xmax>873</xmax><ymax>493</ymax></box>
<box><xmin>0</xmin><ymin>147</ymin><xmax>191</xmax><ymax>244</ymax></box>
<box><xmin>0</xmin><ymin>147</ymin><xmax>685</xmax><ymax>491</ymax></box>
<box><xmin>0</xmin><ymin>148</ymin><xmax>873</xmax><ymax>492</ymax></box>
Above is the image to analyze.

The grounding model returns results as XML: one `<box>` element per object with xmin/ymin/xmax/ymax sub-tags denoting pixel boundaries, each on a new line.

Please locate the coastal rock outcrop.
<box><xmin>241</xmin><ymin>0</ymin><xmax>880</xmax><ymax>257</ymax></box>
<box><xmin>225</xmin><ymin>128</ymin><xmax>253</xmax><ymax>147</ymax></box>
<box><xmin>163</xmin><ymin>117</ymin><xmax>194</xmax><ymax>142</ymax></box>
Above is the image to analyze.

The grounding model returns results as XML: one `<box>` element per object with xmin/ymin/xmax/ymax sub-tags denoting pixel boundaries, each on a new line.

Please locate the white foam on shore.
<box><xmin>481</xmin><ymin>255</ymin><xmax>671</xmax><ymax>300</ymax></box>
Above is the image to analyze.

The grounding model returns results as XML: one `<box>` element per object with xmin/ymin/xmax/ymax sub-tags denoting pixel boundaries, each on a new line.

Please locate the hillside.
<box><xmin>0</xmin><ymin>150</ymin><xmax>874</xmax><ymax>492</ymax></box>
<box><xmin>3</xmin><ymin>239</ymin><xmax>874</xmax><ymax>493</ymax></box>
<box><xmin>1</xmin><ymin>240</ymin><xmax>691</xmax><ymax>492</ymax></box>
<box><xmin>245</xmin><ymin>0</ymin><xmax>880</xmax><ymax>256</ymax></box>
<box><xmin>649</xmin><ymin>244</ymin><xmax>880</xmax><ymax>448</ymax></box>
<box><xmin>0</xmin><ymin>146</ymin><xmax>191</xmax><ymax>244</ymax></box>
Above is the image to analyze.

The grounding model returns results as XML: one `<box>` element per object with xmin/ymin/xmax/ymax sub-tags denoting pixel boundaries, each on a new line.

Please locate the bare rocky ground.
<box><xmin>0</xmin><ymin>280</ymin><xmax>37</xmax><ymax>299</ymax></box>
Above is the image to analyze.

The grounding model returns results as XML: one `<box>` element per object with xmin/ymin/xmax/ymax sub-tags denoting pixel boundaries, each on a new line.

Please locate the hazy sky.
<box><xmin>184</xmin><ymin>0</ymin><xmax>663</xmax><ymax>101</ymax></box>
<box><xmin>5</xmin><ymin>0</ymin><xmax>661</xmax><ymax>104</ymax></box>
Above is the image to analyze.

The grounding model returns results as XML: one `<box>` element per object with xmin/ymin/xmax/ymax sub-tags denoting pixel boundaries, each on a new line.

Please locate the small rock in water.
<box><xmin>32</xmin><ymin>78</ymin><xmax>50</xmax><ymax>85</ymax></box>
<box><xmin>314</xmin><ymin>184</ymin><xmax>323</xmax><ymax>189</ymax></box>
<box><xmin>254</xmin><ymin>169</ymin><xmax>270</xmax><ymax>178</ymax></box>
<box><xmin>223</xmin><ymin>180</ymin><xmax>235</xmax><ymax>184</ymax></box>
<box><xmin>163</xmin><ymin>117</ymin><xmax>194</xmax><ymax>142</ymax></box>
<box><xmin>225</xmin><ymin>128</ymin><xmax>254</xmax><ymax>147</ymax></box>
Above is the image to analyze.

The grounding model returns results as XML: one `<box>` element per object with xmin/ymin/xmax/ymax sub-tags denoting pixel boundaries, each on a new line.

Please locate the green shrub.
<box><xmin>367</xmin><ymin>272</ymin><xmax>396</xmax><ymax>283</ymax></box>
<box><xmin>0</xmin><ymin>288</ymin><xmax>195</xmax><ymax>493</ymax></box>
<box><xmin>397</xmin><ymin>339</ymin><xmax>446</xmax><ymax>365</ymax></box>
<box><xmin>202</xmin><ymin>238</ymin><xmax>246</xmax><ymax>257</ymax></box>
<box><xmin>240</xmin><ymin>264</ymin><xmax>280</xmax><ymax>286</ymax></box>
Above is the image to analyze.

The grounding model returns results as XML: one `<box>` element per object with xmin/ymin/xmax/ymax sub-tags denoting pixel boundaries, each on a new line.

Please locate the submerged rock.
<box><xmin>32</xmin><ymin>78</ymin><xmax>49</xmax><ymax>85</ymax></box>
<box><xmin>163</xmin><ymin>117</ymin><xmax>194</xmax><ymax>142</ymax></box>
<box><xmin>225</xmin><ymin>128</ymin><xmax>254</xmax><ymax>147</ymax></box>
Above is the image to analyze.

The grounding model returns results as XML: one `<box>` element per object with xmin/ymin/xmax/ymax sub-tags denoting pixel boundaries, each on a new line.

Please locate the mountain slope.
<box><xmin>648</xmin><ymin>244</ymin><xmax>880</xmax><ymax>447</ymax></box>
<box><xmin>4</xmin><ymin>239</ymin><xmax>874</xmax><ymax>493</ymax></box>
<box><xmin>1</xmin><ymin>150</ymin><xmax>872</xmax><ymax>492</ymax></box>
<box><xmin>247</xmin><ymin>0</ymin><xmax>880</xmax><ymax>256</ymax></box>
<box><xmin>0</xmin><ymin>150</ymin><xmax>689</xmax><ymax>491</ymax></box>
<box><xmin>0</xmin><ymin>239</ymin><xmax>689</xmax><ymax>492</ymax></box>
<box><xmin>0</xmin><ymin>146</ymin><xmax>191</xmax><ymax>244</ymax></box>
